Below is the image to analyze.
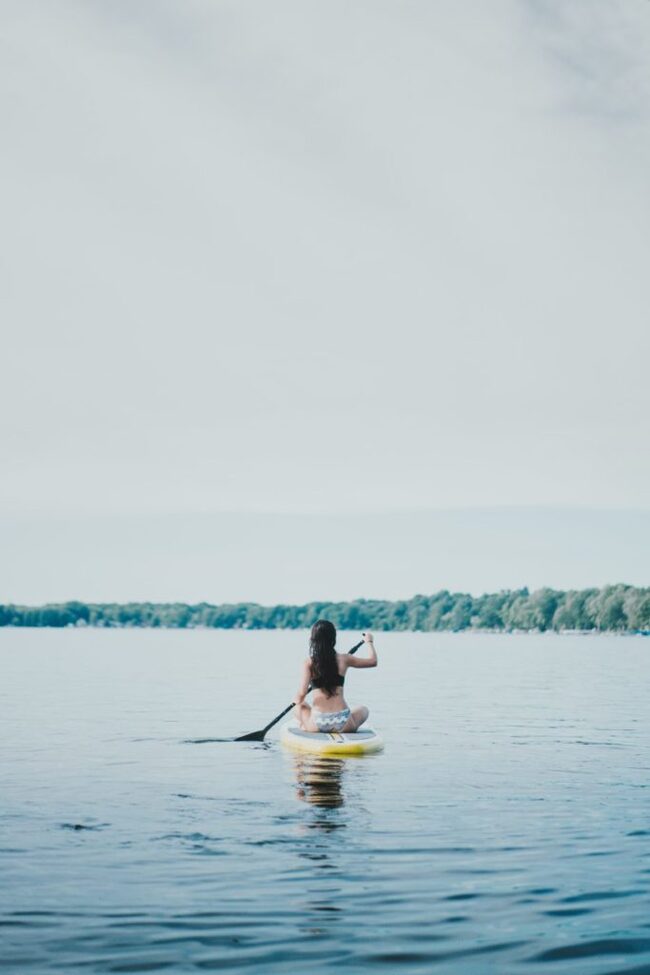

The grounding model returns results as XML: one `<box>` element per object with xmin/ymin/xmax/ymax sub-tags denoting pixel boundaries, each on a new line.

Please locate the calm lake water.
<box><xmin>1</xmin><ymin>629</ymin><xmax>650</xmax><ymax>974</ymax></box>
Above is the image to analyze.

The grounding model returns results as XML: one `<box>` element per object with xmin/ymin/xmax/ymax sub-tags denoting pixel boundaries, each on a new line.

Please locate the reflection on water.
<box><xmin>3</xmin><ymin>629</ymin><xmax>650</xmax><ymax>974</ymax></box>
<box><xmin>293</xmin><ymin>755</ymin><xmax>346</xmax><ymax>809</ymax></box>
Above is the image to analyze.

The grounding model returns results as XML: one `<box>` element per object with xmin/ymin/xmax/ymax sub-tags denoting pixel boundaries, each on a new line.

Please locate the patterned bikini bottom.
<box><xmin>312</xmin><ymin>707</ymin><xmax>351</xmax><ymax>733</ymax></box>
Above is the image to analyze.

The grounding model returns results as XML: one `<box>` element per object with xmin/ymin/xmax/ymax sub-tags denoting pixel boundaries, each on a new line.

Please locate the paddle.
<box><xmin>235</xmin><ymin>638</ymin><xmax>365</xmax><ymax>742</ymax></box>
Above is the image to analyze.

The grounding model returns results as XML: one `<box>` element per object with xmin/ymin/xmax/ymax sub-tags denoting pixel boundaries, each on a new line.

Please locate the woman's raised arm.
<box><xmin>345</xmin><ymin>631</ymin><xmax>378</xmax><ymax>668</ymax></box>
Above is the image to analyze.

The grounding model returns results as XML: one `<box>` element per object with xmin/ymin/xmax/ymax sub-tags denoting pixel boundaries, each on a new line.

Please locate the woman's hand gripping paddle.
<box><xmin>235</xmin><ymin>638</ymin><xmax>364</xmax><ymax>742</ymax></box>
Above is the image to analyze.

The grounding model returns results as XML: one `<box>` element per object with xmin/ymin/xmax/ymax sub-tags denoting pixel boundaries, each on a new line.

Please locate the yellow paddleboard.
<box><xmin>280</xmin><ymin>720</ymin><xmax>384</xmax><ymax>757</ymax></box>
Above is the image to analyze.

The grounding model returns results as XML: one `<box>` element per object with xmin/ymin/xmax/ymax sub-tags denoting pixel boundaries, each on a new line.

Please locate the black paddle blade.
<box><xmin>234</xmin><ymin>729</ymin><xmax>266</xmax><ymax>742</ymax></box>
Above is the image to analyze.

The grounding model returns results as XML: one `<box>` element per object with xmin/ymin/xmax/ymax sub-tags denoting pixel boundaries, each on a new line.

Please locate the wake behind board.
<box><xmin>280</xmin><ymin>720</ymin><xmax>384</xmax><ymax>756</ymax></box>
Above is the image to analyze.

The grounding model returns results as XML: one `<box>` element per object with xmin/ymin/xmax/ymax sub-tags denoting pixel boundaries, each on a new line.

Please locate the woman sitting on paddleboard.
<box><xmin>293</xmin><ymin>620</ymin><xmax>377</xmax><ymax>733</ymax></box>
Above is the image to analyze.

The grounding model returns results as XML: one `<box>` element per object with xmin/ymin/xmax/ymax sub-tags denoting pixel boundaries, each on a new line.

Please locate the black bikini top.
<box><xmin>311</xmin><ymin>672</ymin><xmax>345</xmax><ymax>690</ymax></box>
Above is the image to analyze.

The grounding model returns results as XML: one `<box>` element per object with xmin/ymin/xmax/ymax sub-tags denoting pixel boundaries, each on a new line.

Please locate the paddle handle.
<box><xmin>260</xmin><ymin>638</ymin><xmax>365</xmax><ymax>737</ymax></box>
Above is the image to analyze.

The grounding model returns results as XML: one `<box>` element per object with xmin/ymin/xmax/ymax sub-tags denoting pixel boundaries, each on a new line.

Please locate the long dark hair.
<box><xmin>310</xmin><ymin>619</ymin><xmax>340</xmax><ymax>696</ymax></box>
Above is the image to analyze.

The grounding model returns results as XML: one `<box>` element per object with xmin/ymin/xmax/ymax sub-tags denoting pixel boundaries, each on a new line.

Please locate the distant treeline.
<box><xmin>1</xmin><ymin>585</ymin><xmax>649</xmax><ymax>633</ymax></box>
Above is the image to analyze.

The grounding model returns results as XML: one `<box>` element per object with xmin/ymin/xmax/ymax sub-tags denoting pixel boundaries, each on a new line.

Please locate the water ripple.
<box><xmin>532</xmin><ymin>938</ymin><xmax>650</xmax><ymax>962</ymax></box>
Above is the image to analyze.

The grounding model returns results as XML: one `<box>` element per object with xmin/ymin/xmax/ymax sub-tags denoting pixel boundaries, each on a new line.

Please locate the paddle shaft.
<box><xmin>257</xmin><ymin>639</ymin><xmax>364</xmax><ymax>737</ymax></box>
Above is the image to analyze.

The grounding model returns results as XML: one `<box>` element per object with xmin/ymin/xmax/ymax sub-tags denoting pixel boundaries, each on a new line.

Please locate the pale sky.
<box><xmin>1</xmin><ymin>2</ymin><xmax>649</xmax><ymax>601</ymax></box>
<box><xmin>1</xmin><ymin>508</ymin><xmax>648</xmax><ymax>605</ymax></box>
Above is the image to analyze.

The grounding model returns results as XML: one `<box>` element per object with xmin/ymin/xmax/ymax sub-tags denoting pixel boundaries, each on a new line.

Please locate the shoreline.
<box><xmin>1</xmin><ymin>586</ymin><xmax>649</xmax><ymax>635</ymax></box>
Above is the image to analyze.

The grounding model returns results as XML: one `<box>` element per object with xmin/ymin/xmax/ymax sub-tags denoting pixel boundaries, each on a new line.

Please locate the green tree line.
<box><xmin>0</xmin><ymin>585</ymin><xmax>649</xmax><ymax>632</ymax></box>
